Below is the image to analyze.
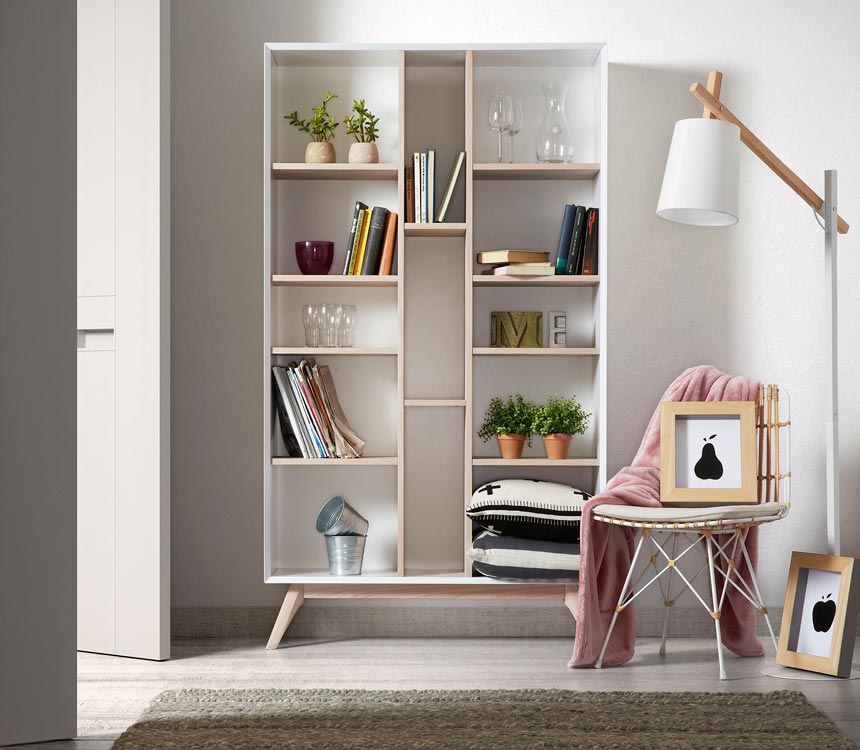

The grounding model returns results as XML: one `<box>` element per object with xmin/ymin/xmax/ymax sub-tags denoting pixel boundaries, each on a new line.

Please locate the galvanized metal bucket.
<box><xmin>325</xmin><ymin>535</ymin><xmax>367</xmax><ymax>576</ymax></box>
<box><xmin>315</xmin><ymin>495</ymin><xmax>369</xmax><ymax>536</ymax></box>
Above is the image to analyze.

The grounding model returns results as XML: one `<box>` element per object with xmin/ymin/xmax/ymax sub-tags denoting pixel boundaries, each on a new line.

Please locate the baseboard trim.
<box><xmin>172</xmin><ymin>605</ymin><xmax>799</xmax><ymax>640</ymax></box>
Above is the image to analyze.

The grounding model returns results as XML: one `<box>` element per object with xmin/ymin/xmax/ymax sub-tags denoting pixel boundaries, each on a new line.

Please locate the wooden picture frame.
<box><xmin>660</xmin><ymin>401</ymin><xmax>757</xmax><ymax>505</ymax></box>
<box><xmin>776</xmin><ymin>552</ymin><xmax>860</xmax><ymax>678</ymax></box>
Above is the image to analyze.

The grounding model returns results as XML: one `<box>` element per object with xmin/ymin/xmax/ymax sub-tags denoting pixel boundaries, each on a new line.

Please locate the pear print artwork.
<box><xmin>694</xmin><ymin>434</ymin><xmax>723</xmax><ymax>480</ymax></box>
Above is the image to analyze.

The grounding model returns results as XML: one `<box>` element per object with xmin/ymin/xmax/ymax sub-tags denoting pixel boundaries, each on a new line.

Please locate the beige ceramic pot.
<box><xmin>542</xmin><ymin>433</ymin><xmax>572</xmax><ymax>460</ymax></box>
<box><xmin>497</xmin><ymin>434</ymin><xmax>526</xmax><ymax>459</ymax></box>
<box><xmin>348</xmin><ymin>142</ymin><xmax>379</xmax><ymax>164</ymax></box>
<box><xmin>305</xmin><ymin>142</ymin><xmax>335</xmax><ymax>164</ymax></box>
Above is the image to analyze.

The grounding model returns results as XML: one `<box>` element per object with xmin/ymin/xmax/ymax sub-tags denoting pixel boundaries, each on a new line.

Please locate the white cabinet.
<box><xmin>77</xmin><ymin>0</ymin><xmax>170</xmax><ymax>661</ymax></box>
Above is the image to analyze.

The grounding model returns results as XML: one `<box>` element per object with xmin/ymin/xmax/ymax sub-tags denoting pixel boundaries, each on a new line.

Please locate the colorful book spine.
<box><xmin>555</xmin><ymin>204</ymin><xmax>576</xmax><ymax>274</ymax></box>
<box><xmin>427</xmin><ymin>147</ymin><xmax>436</xmax><ymax>223</ymax></box>
<box><xmin>360</xmin><ymin>206</ymin><xmax>390</xmax><ymax>275</ymax></box>
<box><xmin>419</xmin><ymin>151</ymin><xmax>427</xmax><ymax>223</ymax></box>
<box><xmin>581</xmin><ymin>208</ymin><xmax>599</xmax><ymax>275</ymax></box>
<box><xmin>378</xmin><ymin>212</ymin><xmax>398</xmax><ymax>275</ymax></box>
<box><xmin>413</xmin><ymin>152</ymin><xmax>421</xmax><ymax>224</ymax></box>
<box><xmin>342</xmin><ymin>200</ymin><xmax>368</xmax><ymax>275</ymax></box>
<box><xmin>350</xmin><ymin>209</ymin><xmax>371</xmax><ymax>275</ymax></box>
<box><xmin>566</xmin><ymin>205</ymin><xmax>587</xmax><ymax>275</ymax></box>
<box><xmin>405</xmin><ymin>165</ymin><xmax>415</xmax><ymax>223</ymax></box>
<box><xmin>436</xmin><ymin>151</ymin><xmax>465</xmax><ymax>223</ymax></box>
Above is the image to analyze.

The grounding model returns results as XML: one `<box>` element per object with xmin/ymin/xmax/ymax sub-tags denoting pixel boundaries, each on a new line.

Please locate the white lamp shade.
<box><xmin>657</xmin><ymin>118</ymin><xmax>741</xmax><ymax>226</ymax></box>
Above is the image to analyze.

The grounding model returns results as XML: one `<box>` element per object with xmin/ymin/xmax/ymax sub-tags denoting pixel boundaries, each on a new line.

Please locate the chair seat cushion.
<box><xmin>592</xmin><ymin>502</ymin><xmax>787</xmax><ymax>523</ymax></box>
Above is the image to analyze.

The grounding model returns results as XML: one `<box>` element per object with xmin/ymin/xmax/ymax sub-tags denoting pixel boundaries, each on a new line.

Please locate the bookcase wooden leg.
<box><xmin>266</xmin><ymin>584</ymin><xmax>305</xmax><ymax>650</ymax></box>
<box><xmin>563</xmin><ymin>585</ymin><xmax>578</xmax><ymax>623</ymax></box>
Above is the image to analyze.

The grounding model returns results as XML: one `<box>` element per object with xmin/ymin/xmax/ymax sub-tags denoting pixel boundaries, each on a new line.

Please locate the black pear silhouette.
<box><xmin>695</xmin><ymin>438</ymin><xmax>723</xmax><ymax>480</ymax></box>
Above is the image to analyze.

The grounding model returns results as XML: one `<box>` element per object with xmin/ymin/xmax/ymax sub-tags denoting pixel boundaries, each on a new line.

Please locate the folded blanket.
<box><xmin>569</xmin><ymin>365</ymin><xmax>765</xmax><ymax>668</ymax></box>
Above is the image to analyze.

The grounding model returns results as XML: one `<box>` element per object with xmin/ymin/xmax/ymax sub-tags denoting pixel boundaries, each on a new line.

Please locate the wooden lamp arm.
<box><xmin>690</xmin><ymin>79</ymin><xmax>849</xmax><ymax>234</ymax></box>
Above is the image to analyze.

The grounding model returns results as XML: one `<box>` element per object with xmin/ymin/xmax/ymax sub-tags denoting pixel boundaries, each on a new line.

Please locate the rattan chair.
<box><xmin>592</xmin><ymin>385</ymin><xmax>790</xmax><ymax>679</ymax></box>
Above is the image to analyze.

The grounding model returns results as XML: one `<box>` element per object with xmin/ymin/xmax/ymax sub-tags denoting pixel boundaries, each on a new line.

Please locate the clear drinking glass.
<box><xmin>505</xmin><ymin>99</ymin><xmax>523</xmax><ymax>163</ymax></box>
<box><xmin>326</xmin><ymin>304</ymin><xmax>343</xmax><ymax>348</ymax></box>
<box><xmin>338</xmin><ymin>305</ymin><xmax>356</xmax><ymax>348</ymax></box>
<box><xmin>316</xmin><ymin>303</ymin><xmax>331</xmax><ymax>347</ymax></box>
<box><xmin>302</xmin><ymin>304</ymin><xmax>317</xmax><ymax>346</ymax></box>
<box><xmin>488</xmin><ymin>94</ymin><xmax>512</xmax><ymax>163</ymax></box>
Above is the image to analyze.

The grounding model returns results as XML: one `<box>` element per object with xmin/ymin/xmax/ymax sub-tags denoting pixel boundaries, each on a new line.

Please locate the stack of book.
<box><xmin>405</xmin><ymin>149</ymin><xmax>466</xmax><ymax>223</ymax></box>
<box><xmin>272</xmin><ymin>361</ymin><xmax>365</xmax><ymax>459</ymax></box>
<box><xmin>554</xmin><ymin>205</ymin><xmax>599</xmax><ymax>276</ymax></box>
<box><xmin>477</xmin><ymin>250</ymin><xmax>553</xmax><ymax>276</ymax></box>
<box><xmin>342</xmin><ymin>202</ymin><xmax>398</xmax><ymax>275</ymax></box>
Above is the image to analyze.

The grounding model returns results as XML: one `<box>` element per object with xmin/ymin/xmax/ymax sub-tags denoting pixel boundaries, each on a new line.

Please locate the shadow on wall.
<box><xmin>605</xmin><ymin>62</ymin><xmax>751</xmax><ymax>475</ymax></box>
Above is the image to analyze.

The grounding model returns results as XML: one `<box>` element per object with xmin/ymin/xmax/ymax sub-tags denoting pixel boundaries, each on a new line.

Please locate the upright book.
<box><xmin>360</xmin><ymin>206</ymin><xmax>390</xmax><ymax>275</ymax></box>
<box><xmin>436</xmin><ymin>150</ymin><xmax>465</xmax><ymax>223</ymax></box>
<box><xmin>419</xmin><ymin>151</ymin><xmax>427</xmax><ymax>223</ymax></box>
<box><xmin>566</xmin><ymin>205</ymin><xmax>587</xmax><ymax>275</ymax></box>
<box><xmin>342</xmin><ymin>200</ymin><xmax>368</xmax><ymax>275</ymax></box>
<box><xmin>404</xmin><ymin>165</ymin><xmax>415</xmax><ymax>223</ymax></box>
<box><xmin>555</xmin><ymin>204</ymin><xmax>576</xmax><ymax>274</ymax></box>
<box><xmin>581</xmin><ymin>208</ymin><xmax>599</xmax><ymax>275</ymax></box>
<box><xmin>351</xmin><ymin>208</ymin><xmax>372</xmax><ymax>275</ymax></box>
<box><xmin>378</xmin><ymin>212</ymin><xmax>398</xmax><ymax>275</ymax></box>
<box><xmin>413</xmin><ymin>152</ymin><xmax>421</xmax><ymax>223</ymax></box>
<box><xmin>426</xmin><ymin>148</ymin><xmax>436</xmax><ymax>223</ymax></box>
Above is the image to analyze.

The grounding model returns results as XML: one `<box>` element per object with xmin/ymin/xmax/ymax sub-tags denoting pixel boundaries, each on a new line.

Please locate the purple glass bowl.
<box><xmin>295</xmin><ymin>241</ymin><xmax>334</xmax><ymax>275</ymax></box>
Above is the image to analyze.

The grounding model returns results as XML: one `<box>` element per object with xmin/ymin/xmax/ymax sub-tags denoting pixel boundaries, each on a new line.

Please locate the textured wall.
<box><xmin>171</xmin><ymin>0</ymin><xmax>860</xmax><ymax>608</ymax></box>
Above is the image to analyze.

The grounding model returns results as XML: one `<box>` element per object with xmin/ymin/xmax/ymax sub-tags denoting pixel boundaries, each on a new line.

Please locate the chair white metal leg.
<box><xmin>658</xmin><ymin>533</ymin><xmax>676</xmax><ymax>658</ymax></box>
<box><xmin>595</xmin><ymin>530</ymin><xmax>646</xmax><ymax>669</ymax></box>
<box><xmin>705</xmin><ymin>534</ymin><xmax>727</xmax><ymax>680</ymax></box>
<box><xmin>739</xmin><ymin>531</ymin><xmax>779</xmax><ymax>652</ymax></box>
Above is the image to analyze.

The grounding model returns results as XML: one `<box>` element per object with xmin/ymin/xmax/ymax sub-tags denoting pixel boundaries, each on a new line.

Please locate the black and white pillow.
<box><xmin>467</xmin><ymin>479</ymin><xmax>590</xmax><ymax>542</ymax></box>
<box><xmin>468</xmin><ymin>531</ymin><xmax>580</xmax><ymax>580</ymax></box>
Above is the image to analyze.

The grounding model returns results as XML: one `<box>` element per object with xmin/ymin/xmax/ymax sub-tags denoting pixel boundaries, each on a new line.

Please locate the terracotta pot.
<box><xmin>542</xmin><ymin>433</ymin><xmax>572</xmax><ymax>460</ymax></box>
<box><xmin>497</xmin><ymin>434</ymin><xmax>526</xmax><ymax>459</ymax></box>
<box><xmin>348</xmin><ymin>142</ymin><xmax>379</xmax><ymax>164</ymax></box>
<box><xmin>305</xmin><ymin>142</ymin><xmax>335</xmax><ymax>164</ymax></box>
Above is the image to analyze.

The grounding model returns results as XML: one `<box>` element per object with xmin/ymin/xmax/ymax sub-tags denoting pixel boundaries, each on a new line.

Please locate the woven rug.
<box><xmin>111</xmin><ymin>688</ymin><xmax>854</xmax><ymax>749</ymax></box>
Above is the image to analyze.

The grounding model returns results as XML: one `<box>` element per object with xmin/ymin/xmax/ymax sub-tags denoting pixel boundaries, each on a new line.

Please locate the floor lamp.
<box><xmin>656</xmin><ymin>70</ymin><xmax>849</xmax><ymax>558</ymax></box>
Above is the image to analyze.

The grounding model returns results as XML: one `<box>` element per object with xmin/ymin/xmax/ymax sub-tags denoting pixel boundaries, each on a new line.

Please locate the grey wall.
<box><xmin>170</xmin><ymin>0</ymin><xmax>860</xmax><ymax>609</ymax></box>
<box><xmin>0</xmin><ymin>1</ymin><xmax>77</xmax><ymax>744</ymax></box>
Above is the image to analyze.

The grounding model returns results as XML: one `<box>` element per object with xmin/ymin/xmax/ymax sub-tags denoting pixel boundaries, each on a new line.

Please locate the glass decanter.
<box><xmin>536</xmin><ymin>83</ymin><xmax>574</xmax><ymax>163</ymax></box>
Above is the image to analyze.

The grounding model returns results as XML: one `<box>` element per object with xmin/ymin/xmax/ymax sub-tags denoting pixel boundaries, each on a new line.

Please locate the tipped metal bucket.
<box><xmin>325</xmin><ymin>535</ymin><xmax>367</xmax><ymax>576</ymax></box>
<box><xmin>315</xmin><ymin>495</ymin><xmax>369</xmax><ymax>536</ymax></box>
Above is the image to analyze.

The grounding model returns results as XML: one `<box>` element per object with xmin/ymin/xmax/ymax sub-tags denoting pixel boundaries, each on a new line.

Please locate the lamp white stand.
<box><xmin>657</xmin><ymin>72</ymin><xmax>848</xmax><ymax>557</ymax></box>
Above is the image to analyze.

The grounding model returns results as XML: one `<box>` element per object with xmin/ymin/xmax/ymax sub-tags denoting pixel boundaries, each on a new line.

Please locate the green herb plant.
<box><xmin>478</xmin><ymin>395</ymin><xmax>537</xmax><ymax>445</ymax></box>
<box><xmin>343</xmin><ymin>99</ymin><xmax>380</xmax><ymax>143</ymax></box>
<box><xmin>285</xmin><ymin>91</ymin><xmax>339</xmax><ymax>142</ymax></box>
<box><xmin>532</xmin><ymin>396</ymin><xmax>591</xmax><ymax>436</ymax></box>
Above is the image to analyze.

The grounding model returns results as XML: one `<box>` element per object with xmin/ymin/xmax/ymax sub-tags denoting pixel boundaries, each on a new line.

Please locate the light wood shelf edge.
<box><xmin>472</xmin><ymin>347</ymin><xmax>599</xmax><ymax>356</ymax></box>
<box><xmin>272</xmin><ymin>457</ymin><xmax>398</xmax><ymax>466</ymax></box>
<box><xmin>272</xmin><ymin>347</ymin><xmax>398</xmax><ymax>356</ymax></box>
<box><xmin>272</xmin><ymin>274</ymin><xmax>398</xmax><ymax>287</ymax></box>
<box><xmin>472</xmin><ymin>457</ymin><xmax>599</xmax><ymax>466</ymax></box>
<box><xmin>472</xmin><ymin>162</ymin><xmax>600</xmax><ymax>180</ymax></box>
<box><xmin>271</xmin><ymin>162</ymin><xmax>398</xmax><ymax>180</ymax></box>
<box><xmin>404</xmin><ymin>222</ymin><xmax>467</xmax><ymax>237</ymax></box>
<box><xmin>404</xmin><ymin>399</ymin><xmax>467</xmax><ymax>407</ymax></box>
<box><xmin>473</xmin><ymin>275</ymin><xmax>598</xmax><ymax>287</ymax></box>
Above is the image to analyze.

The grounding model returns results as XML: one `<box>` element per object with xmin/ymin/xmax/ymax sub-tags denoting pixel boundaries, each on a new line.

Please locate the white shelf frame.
<box><xmin>263</xmin><ymin>43</ymin><xmax>607</xmax><ymax>605</ymax></box>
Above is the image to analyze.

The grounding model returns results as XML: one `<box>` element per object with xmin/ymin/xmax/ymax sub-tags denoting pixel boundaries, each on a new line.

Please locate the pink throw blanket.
<box><xmin>569</xmin><ymin>365</ymin><xmax>764</xmax><ymax>668</ymax></box>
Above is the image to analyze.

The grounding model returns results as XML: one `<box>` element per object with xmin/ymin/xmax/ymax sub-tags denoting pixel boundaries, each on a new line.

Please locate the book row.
<box><xmin>405</xmin><ymin>148</ymin><xmax>466</xmax><ymax>224</ymax></box>
<box><xmin>341</xmin><ymin>202</ymin><xmax>398</xmax><ymax>275</ymax></box>
<box><xmin>272</xmin><ymin>361</ymin><xmax>365</xmax><ymax>459</ymax></box>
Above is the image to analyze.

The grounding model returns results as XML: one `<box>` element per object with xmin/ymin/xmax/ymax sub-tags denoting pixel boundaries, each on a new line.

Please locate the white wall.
<box><xmin>170</xmin><ymin>0</ymin><xmax>860</xmax><ymax>608</ymax></box>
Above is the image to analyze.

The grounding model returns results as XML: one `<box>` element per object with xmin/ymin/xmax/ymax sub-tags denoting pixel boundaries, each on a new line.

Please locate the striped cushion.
<box><xmin>467</xmin><ymin>479</ymin><xmax>591</xmax><ymax>543</ymax></box>
<box><xmin>468</xmin><ymin>531</ymin><xmax>580</xmax><ymax>580</ymax></box>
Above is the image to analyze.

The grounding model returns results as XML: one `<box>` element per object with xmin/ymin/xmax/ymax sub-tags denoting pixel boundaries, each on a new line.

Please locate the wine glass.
<box><xmin>338</xmin><ymin>305</ymin><xmax>356</xmax><ymax>348</ymax></box>
<box><xmin>488</xmin><ymin>94</ymin><xmax>512</xmax><ymax>163</ymax></box>
<box><xmin>506</xmin><ymin>99</ymin><xmax>523</xmax><ymax>163</ymax></box>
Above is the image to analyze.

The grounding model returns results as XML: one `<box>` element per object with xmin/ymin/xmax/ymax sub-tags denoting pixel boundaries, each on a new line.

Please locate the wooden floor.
<box><xmin>14</xmin><ymin>636</ymin><xmax>860</xmax><ymax>748</ymax></box>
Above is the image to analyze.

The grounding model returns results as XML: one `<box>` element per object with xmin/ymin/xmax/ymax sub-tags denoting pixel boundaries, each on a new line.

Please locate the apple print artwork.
<box><xmin>694</xmin><ymin>433</ymin><xmax>723</xmax><ymax>480</ymax></box>
<box><xmin>812</xmin><ymin>593</ymin><xmax>837</xmax><ymax>633</ymax></box>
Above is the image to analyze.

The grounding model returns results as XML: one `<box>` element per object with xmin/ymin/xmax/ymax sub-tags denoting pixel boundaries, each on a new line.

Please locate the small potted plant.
<box><xmin>343</xmin><ymin>99</ymin><xmax>380</xmax><ymax>163</ymax></box>
<box><xmin>532</xmin><ymin>396</ymin><xmax>591</xmax><ymax>460</ymax></box>
<box><xmin>285</xmin><ymin>91</ymin><xmax>339</xmax><ymax>163</ymax></box>
<box><xmin>478</xmin><ymin>395</ymin><xmax>536</xmax><ymax>459</ymax></box>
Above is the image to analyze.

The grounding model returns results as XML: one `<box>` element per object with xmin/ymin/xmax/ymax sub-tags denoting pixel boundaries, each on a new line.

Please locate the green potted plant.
<box><xmin>478</xmin><ymin>395</ymin><xmax>536</xmax><ymax>459</ymax></box>
<box><xmin>343</xmin><ymin>99</ymin><xmax>380</xmax><ymax>164</ymax></box>
<box><xmin>285</xmin><ymin>91</ymin><xmax>339</xmax><ymax>164</ymax></box>
<box><xmin>532</xmin><ymin>396</ymin><xmax>591</xmax><ymax>460</ymax></box>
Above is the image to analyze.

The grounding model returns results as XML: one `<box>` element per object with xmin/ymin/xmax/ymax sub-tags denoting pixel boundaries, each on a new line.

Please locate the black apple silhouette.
<box><xmin>694</xmin><ymin>434</ymin><xmax>723</xmax><ymax>480</ymax></box>
<box><xmin>812</xmin><ymin>593</ymin><xmax>836</xmax><ymax>633</ymax></box>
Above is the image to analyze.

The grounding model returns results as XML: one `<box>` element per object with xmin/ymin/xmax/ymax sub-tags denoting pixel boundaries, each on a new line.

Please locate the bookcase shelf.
<box><xmin>271</xmin><ymin>347</ymin><xmax>397</xmax><ymax>356</ymax></box>
<box><xmin>271</xmin><ymin>163</ymin><xmax>399</xmax><ymax>181</ymax></box>
<box><xmin>272</xmin><ymin>457</ymin><xmax>398</xmax><ymax>466</ymax></box>
<box><xmin>404</xmin><ymin>222</ymin><xmax>467</xmax><ymax>237</ymax></box>
<box><xmin>472</xmin><ymin>458</ymin><xmax>600</xmax><ymax>467</ymax></box>
<box><xmin>472</xmin><ymin>347</ymin><xmax>599</xmax><ymax>356</ymax></box>
<box><xmin>472</xmin><ymin>163</ymin><xmax>600</xmax><ymax>180</ymax></box>
<box><xmin>272</xmin><ymin>274</ymin><xmax>398</xmax><ymax>287</ymax></box>
<box><xmin>264</xmin><ymin>43</ymin><xmax>607</xmax><ymax>619</ymax></box>
<box><xmin>473</xmin><ymin>274</ymin><xmax>599</xmax><ymax>287</ymax></box>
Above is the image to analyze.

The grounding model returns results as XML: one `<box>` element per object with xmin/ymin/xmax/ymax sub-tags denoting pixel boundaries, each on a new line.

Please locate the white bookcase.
<box><xmin>263</xmin><ymin>43</ymin><xmax>607</xmax><ymax>645</ymax></box>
